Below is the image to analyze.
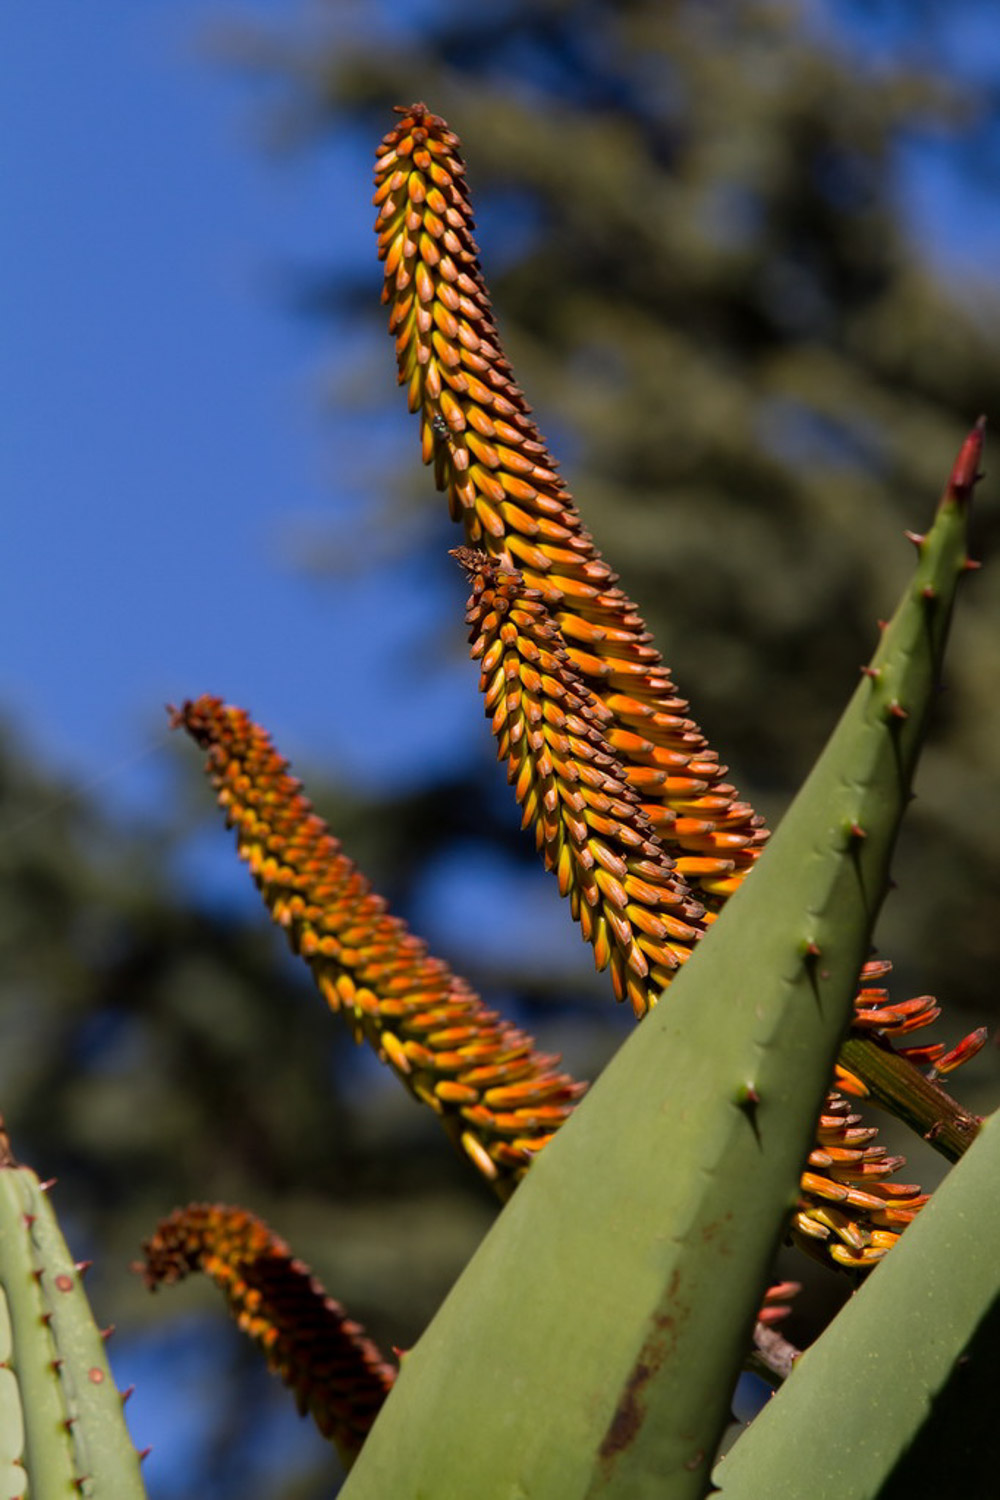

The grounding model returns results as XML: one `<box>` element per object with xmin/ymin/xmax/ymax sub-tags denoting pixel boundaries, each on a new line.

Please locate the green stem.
<box><xmin>839</xmin><ymin>1032</ymin><xmax>981</xmax><ymax>1162</ymax></box>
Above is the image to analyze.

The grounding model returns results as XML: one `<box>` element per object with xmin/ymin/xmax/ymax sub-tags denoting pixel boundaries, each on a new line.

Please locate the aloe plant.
<box><xmin>0</xmin><ymin>1124</ymin><xmax>148</xmax><ymax>1498</ymax></box>
<box><xmin>2</xmin><ymin>103</ymin><xmax>995</xmax><ymax>1497</ymax></box>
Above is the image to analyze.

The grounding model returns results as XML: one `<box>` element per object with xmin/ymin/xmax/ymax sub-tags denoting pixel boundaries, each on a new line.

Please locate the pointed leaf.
<box><xmin>340</xmin><ymin>440</ymin><xmax>977</xmax><ymax>1499</ymax></box>
<box><xmin>0</xmin><ymin>1127</ymin><xmax>148</xmax><ymax>1498</ymax></box>
<box><xmin>714</xmin><ymin>1109</ymin><xmax>1000</xmax><ymax>1499</ymax></box>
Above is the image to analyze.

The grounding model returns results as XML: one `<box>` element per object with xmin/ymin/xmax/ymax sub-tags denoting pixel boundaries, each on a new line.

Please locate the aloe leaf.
<box><xmin>340</xmin><ymin>435</ymin><xmax>980</xmax><ymax>1500</ymax></box>
<box><xmin>714</xmin><ymin>1108</ymin><xmax>1000</xmax><ymax>1498</ymax></box>
<box><xmin>0</xmin><ymin>1132</ymin><xmax>148</xmax><ymax>1498</ymax></box>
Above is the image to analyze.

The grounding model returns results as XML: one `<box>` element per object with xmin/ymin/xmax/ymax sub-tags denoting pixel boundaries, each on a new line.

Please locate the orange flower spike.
<box><xmin>375</xmin><ymin>103</ymin><xmax>767</xmax><ymax>904</ymax></box>
<box><xmin>170</xmin><ymin>697</ymin><xmax>586</xmax><ymax>1196</ymax></box>
<box><xmin>138</xmin><ymin>1203</ymin><xmax>396</xmax><ymax>1469</ymax></box>
<box><xmin>456</xmin><ymin>548</ymin><xmax>709</xmax><ymax>1016</ymax></box>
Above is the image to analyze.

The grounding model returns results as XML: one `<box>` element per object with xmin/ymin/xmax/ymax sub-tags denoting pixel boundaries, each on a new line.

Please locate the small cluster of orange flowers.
<box><xmin>138</xmin><ymin>1202</ymin><xmax>395</xmax><ymax>1463</ymax></box>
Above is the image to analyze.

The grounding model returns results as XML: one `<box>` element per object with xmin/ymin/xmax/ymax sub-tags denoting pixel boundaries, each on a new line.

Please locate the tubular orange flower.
<box><xmin>374</xmin><ymin>101</ymin><xmax>766</xmax><ymax>903</ymax></box>
<box><xmin>170</xmin><ymin>696</ymin><xmax>586</xmax><ymax>1197</ymax></box>
<box><xmin>456</xmin><ymin>546</ymin><xmax>708</xmax><ymax>1016</ymax></box>
<box><xmin>137</xmin><ymin>1203</ymin><xmax>395</xmax><ymax>1468</ymax></box>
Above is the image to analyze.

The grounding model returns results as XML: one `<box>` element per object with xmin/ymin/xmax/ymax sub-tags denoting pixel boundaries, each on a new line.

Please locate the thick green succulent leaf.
<box><xmin>714</xmin><ymin>1108</ymin><xmax>1000</xmax><ymax>1499</ymax></box>
<box><xmin>340</xmin><ymin>434</ymin><xmax>979</xmax><ymax>1500</ymax></box>
<box><xmin>0</xmin><ymin>1140</ymin><xmax>148</xmax><ymax>1498</ymax></box>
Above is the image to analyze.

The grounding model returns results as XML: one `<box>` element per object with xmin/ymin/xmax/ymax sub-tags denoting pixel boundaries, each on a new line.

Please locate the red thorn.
<box><xmin>38</xmin><ymin>1178</ymin><xmax>57</xmax><ymax>1192</ymax></box>
<box><xmin>948</xmin><ymin>416</ymin><xmax>986</xmax><ymax>502</ymax></box>
<box><xmin>75</xmin><ymin>1261</ymin><xmax>93</xmax><ymax>1278</ymax></box>
<box><xmin>804</xmin><ymin>940</ymin><xmax>822</xmax><ymax>959</ymax></box>
<box><xmin>22</xmin><ymin>1213</ymin><xmax>37</xmax><ymax>1228</ymax></box>
<box><xmin>121</xmin><ymin>1385</ymin><xmax>135</xmax><ymax>1404</ymax></box>
<box><xmin>963</xmin><ymin>557</ymin><xmax>983</xmax><ymax>572</ymax></box>
<box><xmin>904</xmin><ymin>530</ymin><xmax>926</xmax><ymax>548</ymax></box>
<box><xmin>138</xmin><ymin>1447</ymin><xmax>153</xmax><ymax>1463</ymax></box>
<box><xmin>100</xmin><ymin>1324</ymin><xmax>115</xmax><ymax>1341</ymax></box>
<box><xmin>860</xmin><ymin>665</ymin><xmax>880</xmax><ymax>679</ymax></box>
<box><xmin>888</xmin><ymin>702</ymin><xmax>909</xmax><ymax>720</ymax></box>
<box><xmin>876</xmin><ymin>618</ymin><xmax>888</xmax><ymax>630</ymax></box>
<box><xmin>849</xmin><ymin>822</ymin><xmax>867</xmax><ymax>840</ymax></box>
<box><xmin>921</xmin><ymin>584</ymin><xmax>937</xmax><ymax>601</ymax></box>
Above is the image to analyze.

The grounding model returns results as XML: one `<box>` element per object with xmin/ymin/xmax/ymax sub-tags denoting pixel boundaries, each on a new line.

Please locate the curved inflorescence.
<box><xmin>170</xmin><ymin>696</ymin><xmax>586</xmax><ymax>1198</ymax></box>
<box><xmin>375</xmin><ymin>100</ymin><xmax>984</xmax><ymax>1157</ymax></box>
<box><xmin>456</xmin><ymin>546</ymin><xmax>708</xmax><ymax>1016</ymax></box>
<box><xmin>374</xmin><ymin>101</ymin><xmax>766</xmax><ymax>902</ymax></box>
<box><xmin>173</xmin><ymin>697</ymin><xmax>942</xmax><ymax>1274</ymax></box>
<box><xmin>137</xmin><ymin>1203</ymin><xmax>395</xmax><ymax>1466</ymax></box>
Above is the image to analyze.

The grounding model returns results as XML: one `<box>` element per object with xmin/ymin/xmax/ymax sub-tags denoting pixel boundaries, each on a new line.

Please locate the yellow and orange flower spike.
<box><xmin>137</xmin><ymin>1203</ymin><xmax>395</xmax><ymax>1469</ymax></box>
<box><xmin>456</xmin><ymin>547</ymin><xmax>708</xmax><ymax>1016</ymax></box>
<box><xmin>374</xmin><ymin>102</ymin><xmax>767</xmax><ymax>904</ymax></box>
<box><xmin>170</xmin><ymin>696</ymin><xmax>586</xmax><ymax>1197</ymax></box>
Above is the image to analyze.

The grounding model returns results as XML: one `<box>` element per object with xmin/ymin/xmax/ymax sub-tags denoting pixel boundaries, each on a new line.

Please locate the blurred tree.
<box><xmin>4</xmin><ymin>2</ymin><xmax>1000</xmax><ymax>1496</ymax></box>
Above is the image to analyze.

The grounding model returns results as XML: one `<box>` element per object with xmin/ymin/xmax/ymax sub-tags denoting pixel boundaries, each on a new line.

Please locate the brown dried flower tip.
<box><xmin>455</xmin><ymin>547</ymin><xmax>708</xmax><ymax>1016</ymax></box>
<box><xmin>170</xmin><ymin>696</ymin><xmax>586</xmax><ymax>1196</ymax></box>
<box><xmin>138</xmin><ymin>1203</ymin><xmax>395</xmax><ymax>1467</ymax></box>
<box><xmin>374</xmin><ymin>102</ymin><xmax>767</xmax><ymax>902</ymax></box>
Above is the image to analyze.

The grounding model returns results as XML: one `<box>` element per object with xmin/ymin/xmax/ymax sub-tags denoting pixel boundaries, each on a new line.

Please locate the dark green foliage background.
<box><xmin>3</xmin><ymin>3</ymin><xmax>1000</xmax><ymax>1495</ymax></box>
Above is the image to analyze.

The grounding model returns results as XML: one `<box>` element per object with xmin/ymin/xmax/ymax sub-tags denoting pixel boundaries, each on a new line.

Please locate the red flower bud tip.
<box><xmin>947</xmin><ymin>415</ymin><xmax>986</xmax><ymax>503</ymax></box>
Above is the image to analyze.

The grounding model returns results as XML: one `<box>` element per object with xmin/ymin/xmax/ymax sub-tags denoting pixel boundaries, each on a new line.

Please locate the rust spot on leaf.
<box><xmin>598</xmin><ymin>1356</ymin><xmax>656</xmax><ymax>1460</ymax></box>
<box><xmin>596</xmin><ymin>1271</ymin><xmax>691</xmax><ymax>1475</ymax></box>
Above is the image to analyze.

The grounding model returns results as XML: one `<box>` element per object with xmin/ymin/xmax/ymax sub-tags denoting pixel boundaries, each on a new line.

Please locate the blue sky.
<box><xmin>2</xmin><ymin>0</ymin><xmax>478</xmax><ymax>833</ymax></box>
